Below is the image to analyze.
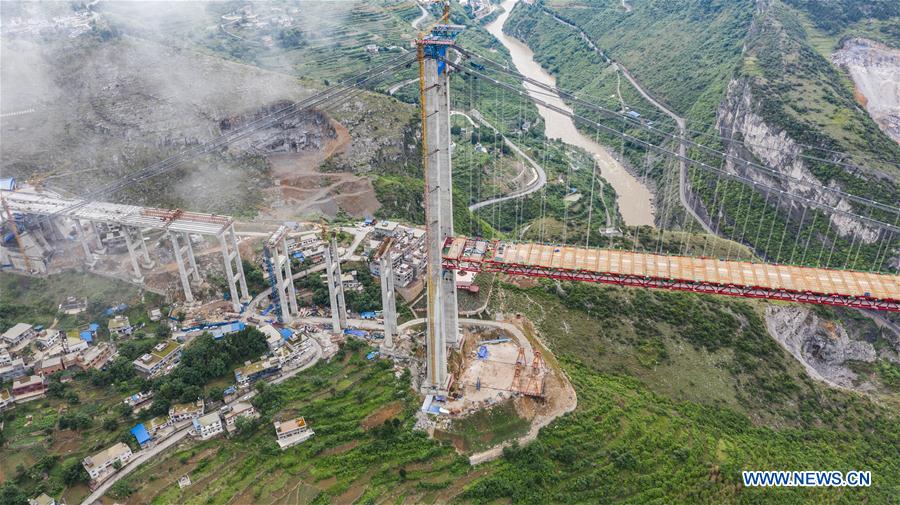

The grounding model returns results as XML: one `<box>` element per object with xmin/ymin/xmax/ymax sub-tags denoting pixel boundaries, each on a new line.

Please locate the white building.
<box><xmin>2</xmin><ymin>323</ymin><xmax>34</xmax><ymax>346</ymax></box>
<box><xmin>169</xmin><ymin>399</ymin><xmax>204</xmax><ymax>424</ymax></box>
<box><xmin>223</xmin><ymin>402</ymin><xmax>259</xmax><ymax>433</ymax></box>
<box><xmin>28</xmin><ymin>493</ymin><xmax>56</xmax><ymax>505</ymax></box>
<box><xmin>63</xmin><ymin>332</ymin><xmax>89</xmax><ymax>354</ymax></box>
<box><xmin>82</xmin><ymin>442</ymin><xmax>133</xmax><ymax>482</ymax></box>
<box><xmin>133</xmin><ymin>340</ymin><xmax>182</xmax><ymax>376</ymax></box>
<box><xmin>0</xmin><ymin>357</ymin><xmax>28</xmax><ymax>382</ymax></box>
<box><xmin>192</xmin><ymin>412</ymin><xmax>224</xmax><ymax>440</ymax></box>
<box><xmin>108</xmin><ymin>316</ymin><xmax>133</xmax><ymax>337</ymax></box>
<box><xmin>274</xmin><ymin>416</ymin><xmax>314</xmax><ymax>450</ymax></box>
<box><xmin>0</xmin><ymin>348</ymin><xmax>11</xmax><ymax>366</ymax></box>
<box><xmin>0</xmin><ymin>388</ymin><xmax>13</xmax><ymax>411</ymax></box>
<box><xmin>260</xmin><ymin>324</ymin><xmax>285</xmax><ymax>352</ymax></box>
<box><xmin>35</xmin><ymin>329</ymin><xmax>60</xmax><ymax>349</ymax></box>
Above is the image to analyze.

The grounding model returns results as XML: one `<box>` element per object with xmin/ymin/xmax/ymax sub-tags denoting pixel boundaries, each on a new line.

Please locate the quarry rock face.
<box><xmin>220</xmin><ymin>101</ymin><xmax>337</xmax><ymax>155</ymax></box>
<box><xmin>764</xmin><ymin>306</ymin><xmax>879</xmax><ymax>391</ymax></box>
<box><xmin>716</xmin><ymin>78</ymin><xmax>879</xmax><ymax>243</ymax></box>
<box><xmin>832</xmin><ymin>38</ymin><xmax>900</xmax><ymax>145</ymax></box>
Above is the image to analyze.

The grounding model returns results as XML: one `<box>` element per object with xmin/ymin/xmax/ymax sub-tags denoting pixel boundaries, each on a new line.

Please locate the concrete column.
<box><xmin>123</xmin><ymin>228</ymin><xmax>144</xmax><ymax>283</ymax></box>
<box><xmin>379</xmin><ymin>251</ymin><xmax>398</xmax><ymax>352</ymax></box>
<box><xmin>229</xmin><ymin>225</ymin><xmax>250</xmax><ymax>301</ymax></box>
<box><xmin>218</xmin><ymin>233</ymin><xmax>241</xmax><ymax>312</ymax></box>
<box><xmin>182</xmin><ymin>232</ymin><xmax>201</xmax><ymax>282</ymax></box>
<box><xmin>323</xmin><ymin>238</ymin><xmax>347</xmax><ymax>333</ymax></box>
<box><xmin>137</xmin><ymin>229</ymin><xmax>153</xmax><ymax>267</ymax></box>
<box><xmin>270</xmin><ymin>249</ymin><xmax>291</xmax><ymax>324</ymax></box>
<box><xmin>437</xmin><ymin>65</ymin><xmax>459</xmax><ymax>347</ymax></box>
<box><xmin>423</xmin><ymin>56</ymin><xmax>448</xmax><ymax>392</ymax></box>
<box><xmin>282</xmin><ymin>239</ymin><xmax>299</xmax><ymax>317</ymax></box>
<box><xmin>75</xmin><ymin>220</ymin><xmax>93</xmax><ymax>262</ymax></box>
<box><xmin>169</xmin><ymin>232</ymin><xmax>193</xmax><ymax>303</ymax></box>
<box><xmin>332</xmin><ymin>236</ymin><xmax>347</xmax><ymax>328</ymax></box>
<box><xmin>89</xmin><ymin>221</ymin><xmax>105</xmax><ymax>253</ymax></box>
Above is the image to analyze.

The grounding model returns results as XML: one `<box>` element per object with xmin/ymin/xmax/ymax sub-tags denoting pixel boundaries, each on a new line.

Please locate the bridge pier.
<box><xmin>379</xmin><ymin>249</ymin><xmax>398</xmax><ymax>353</ymax></box>
<box><xmin>324</xmin><ymin>235</ymin><xmax>347</xmax><ymax>333</ymax></box>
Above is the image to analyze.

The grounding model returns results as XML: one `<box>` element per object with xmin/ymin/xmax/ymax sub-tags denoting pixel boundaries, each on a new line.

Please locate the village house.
<box><xmin>274</xmin><ymin>416</ymin><xmax>314</xmax><ymax>450</ymax></box>
<box><xmin>169</xmin><ymin>399</ymin><xmax>204</xmax><ymax>423</ymax></box>
<box><xmin>223</xmin><ymin>402</ymin><xmax>259</xmax><ymax>433</ymax></box>
<box><xmin>11</xmin><ymin>375</ymin><xmax>45</xmax><ymax>403</ymax></box>
<box><xmin>108</xmin><ymin>315</ymin><xmax>133</xmax><ymax>337</ymax></box>
<box><xmin>193</xmin><ymin>412</ymin><xmax>224</xmax><ymax>440</ymax></box>
<box><xmin>82</xmin><ymin>442</ymin><xmax>132</xmax><ymax>483</ymax></box>
<box><xmin>133</xmin><ymin>340</ymin><xmax>182</xmax><ymax>376</ymax></box>
<box><xmin>2</xmin><ymin>323</ymin><xmax>35</xmax><ymax>346</ymax></box>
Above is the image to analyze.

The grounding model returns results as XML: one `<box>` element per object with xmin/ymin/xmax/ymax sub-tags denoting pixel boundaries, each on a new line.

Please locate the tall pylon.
<box><xmin>324</xmin><ymin>234</ymin><xmax>347</xmax><ymax>333</ymax></box>
<box><xmin>417</xmin><ymin>13</ymin><xmax>464</xmax><ymax>393</ymax></box>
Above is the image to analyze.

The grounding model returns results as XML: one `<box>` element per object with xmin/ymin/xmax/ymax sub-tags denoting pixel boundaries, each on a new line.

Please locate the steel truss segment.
<box><xmin>440</xmin><ymin>239</ymin><xmax>900</xmax><ymax>312</ymax></box>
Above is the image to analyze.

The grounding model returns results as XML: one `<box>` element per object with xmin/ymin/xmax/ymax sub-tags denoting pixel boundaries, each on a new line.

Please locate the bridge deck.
<box><xmin>442</xmin><ymin>238</ymin><xmax>900</xmax><ymax>312</ymax></box>
<box><xmin>1</xmin><ymin>189</ymin><xmax>232</xmax><ymax>235</ymax></box>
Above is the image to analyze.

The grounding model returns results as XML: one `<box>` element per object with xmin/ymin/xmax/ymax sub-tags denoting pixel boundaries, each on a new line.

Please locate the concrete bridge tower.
<box><xmin>418</xmin><ymin>19</ymin><xmax>464</xmax><ymax>393</ymax></box>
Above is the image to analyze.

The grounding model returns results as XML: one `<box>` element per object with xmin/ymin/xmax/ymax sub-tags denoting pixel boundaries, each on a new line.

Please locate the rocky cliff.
<box><xmin>832</xmin><ymin>38</ymin><xmax>900</xmax><ymax>145</ymax></box>
<box><xmin>716</xmin><ymin>78</ymin><xmax>879</xmax><ymax>243</ymax></box>
<box><xmin>764</xmin><ymin>305</ymin><xmax>899</xmax><ymax>392</ymax></box>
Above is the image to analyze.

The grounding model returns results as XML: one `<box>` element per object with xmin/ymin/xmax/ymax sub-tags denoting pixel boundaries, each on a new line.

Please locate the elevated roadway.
<box><xmin>442</xmin><ymin>238</ymin><xmax>900</xmax><ymax>312</ymax></box>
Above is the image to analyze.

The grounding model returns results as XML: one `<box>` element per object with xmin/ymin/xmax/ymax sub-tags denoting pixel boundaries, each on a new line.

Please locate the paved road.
<box><xmin>81</xmin><ymin>424</ymin><xmax>192</xmax><ymax>504</ymax></box>
<box><xmin>81</xmin><ymin>339</ymin><xmax>325</xmax><ymax>504</ymax></box>
<box><xmin>412</xmin><ymin>2</ymin><xmax>429</xmax><ymax>30</ymax></box>
<box><xmin>244</xmin><ymin>226</ymin><xmax>369</xmax><ymax>316</ymax></box>
<box><xmin>464</xmin><ymin>110</ymin><xmax>548</xmax><ymax>212</ymax></box>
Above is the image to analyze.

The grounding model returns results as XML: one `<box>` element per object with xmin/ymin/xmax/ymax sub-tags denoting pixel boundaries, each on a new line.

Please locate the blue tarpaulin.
<box><xmin>360</xmin><ymin>311</ymin><xmax>377</xmax><ymax>320</ymax></box>
<box><xmin>88</xmin><ymin>323</ymin><xmax>99</xmax><ymax>333</ymax></box>
<box><xmin>366</xmin><ymin>351</ymin><xmax>379</xmax><ymax>360</ymax></box>
<box><xmin>292</xmin><ymin>252</ymin><xmax>305</xmax><ymax>261</ymax></box>
<box><xmin>131</xmin><ymin>424</ymin><xmax>151</xmax><ymax>445</ymax></box>
<box><xmin>343</xmin><ymin>329</ymin><xmax>368</xmax><ymax>337</ymax></box>
<box><xmin>477</xmin><ymin>346</ymin><xmax>488</xmax><ymax>359</ymax></box>
<box><xmin>210</xmin><ymin>321</ymin><xmax>245</xmax><ymax>339</ymax></box>
<box><xmin>104</xmin><ymin>303</ymin><xmax>128</xmax><ymax>316</ymax></box>
<box><xmin>79</xmin><ymin>331</ymin><xmax>93</xmax><ymax>343</ymax></box>
<box><xmin>261</xmin><ymin>304</ymin><xmax>274</xmax><ymax>316</ymax></box>
<box><xmin>223</xmin><ymin>386</ymin><xmax>236</xmax><ymax>396</ymax></box>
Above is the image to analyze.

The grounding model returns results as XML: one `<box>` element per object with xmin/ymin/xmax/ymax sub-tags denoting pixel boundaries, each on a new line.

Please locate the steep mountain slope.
<box><xmin>510</xmin><ymin>0</ymin><xmax>899</xmax><ymax>271</ymax></box>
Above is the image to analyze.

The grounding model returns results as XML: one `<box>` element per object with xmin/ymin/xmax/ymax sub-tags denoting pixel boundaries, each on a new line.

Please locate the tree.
<box><xmin>62</xmin><ymin>457</ymin><xmax>89</xmax><ymax>485</ymax></box>
<box><xmin>103</xmin><ymin>417</ymin><xmax>118</xmax><ymax>431</ymax></box>
<box><xmin>0</xmin><ymin>483</ymin><xmax>26</xmax><ymax>505</ymax></box>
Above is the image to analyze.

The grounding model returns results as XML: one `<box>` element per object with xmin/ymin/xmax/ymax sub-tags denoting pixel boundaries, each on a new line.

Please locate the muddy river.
<box><xmin>484</xmin><ymin>0</ymin><xmax>655</xmax><ymax>227</ymax></box>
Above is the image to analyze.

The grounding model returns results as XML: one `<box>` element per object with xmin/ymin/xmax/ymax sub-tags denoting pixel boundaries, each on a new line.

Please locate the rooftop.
<box><xmin>83</xmin><ymin>442</ymin><xmax>130</xmax><ymax>470</ymax></box>
<box><xmin>275</xmin><ymin>416</ymin><xmax>307</xmax><ymax>435</ymax></box>
<box><xmin>2</xmin><ymin>323</ymin><xmax>33</xmax><ymax>340</ymax></box>
<box><xmin>196</xmin><ymin>412</ymin><xmax>221</xmax><ymax>427</ymax></box>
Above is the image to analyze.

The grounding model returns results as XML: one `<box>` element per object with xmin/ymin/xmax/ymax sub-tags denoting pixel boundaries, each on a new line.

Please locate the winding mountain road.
<box><xmin>541</xmin><ymin>7</ymin><xmax>713</xmax><ymax>233</ymax></box>
<box><xmin>461</xmin><ymin>110</ymin><xmax>548</xmax><ymax>212</ymax></box>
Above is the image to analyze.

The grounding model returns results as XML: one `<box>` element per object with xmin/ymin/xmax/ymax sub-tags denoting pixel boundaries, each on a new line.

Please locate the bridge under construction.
<box><xmin>442</xmin><ymin>238</ymin><xmax>900</xmax><ymax>312</ymax></box>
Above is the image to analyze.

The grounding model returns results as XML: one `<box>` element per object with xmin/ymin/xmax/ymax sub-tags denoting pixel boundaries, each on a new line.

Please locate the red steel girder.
<box><xmin>441</xmin><ymin>258</ymin><xmax>900</xmax><ymax>312</ymax></box>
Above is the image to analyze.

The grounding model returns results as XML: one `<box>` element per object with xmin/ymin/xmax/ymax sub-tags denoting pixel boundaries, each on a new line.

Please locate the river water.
<box><xmin>484</xmin><ymin>0</ymin><xmax>655</xmax><ymax>227</ymax></box>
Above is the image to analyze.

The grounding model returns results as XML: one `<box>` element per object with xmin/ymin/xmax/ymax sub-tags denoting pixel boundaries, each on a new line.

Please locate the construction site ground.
<box><xmin>433</xmin><ymin>315</ymin><xmax>577</xmax><ymax>462</ymax></box>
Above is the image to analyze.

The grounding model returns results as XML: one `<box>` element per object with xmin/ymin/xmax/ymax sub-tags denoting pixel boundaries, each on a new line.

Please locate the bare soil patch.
<box><xmin>361</xmin><ymin>401</ymin><xmax>403</xmax><ymax>430</ymax></box>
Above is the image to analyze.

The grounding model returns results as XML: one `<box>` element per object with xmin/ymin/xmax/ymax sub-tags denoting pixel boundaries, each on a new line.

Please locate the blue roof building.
<box><xmin>88</xmin><ymin>323</ymin><xmax>100</xmax><ymax>333</ymax></box>
<box><xmin>131</xmin><ymin>423</ymin><xmax>152</xmax><ymax>447</ymax></box>
<box><xmin>278</xmin><ymin>328</ymin><xmax>293</xmax><ymax>341</ymax></box>
<box><xmin>79</xmin><ymin>331</ymin><xmax>93</xmax><ymax>343</ymax></box>
<box><xmin>209</xmin><ymin>321</ymin><xmax>245</xmax><ymax>340</ymax></box>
